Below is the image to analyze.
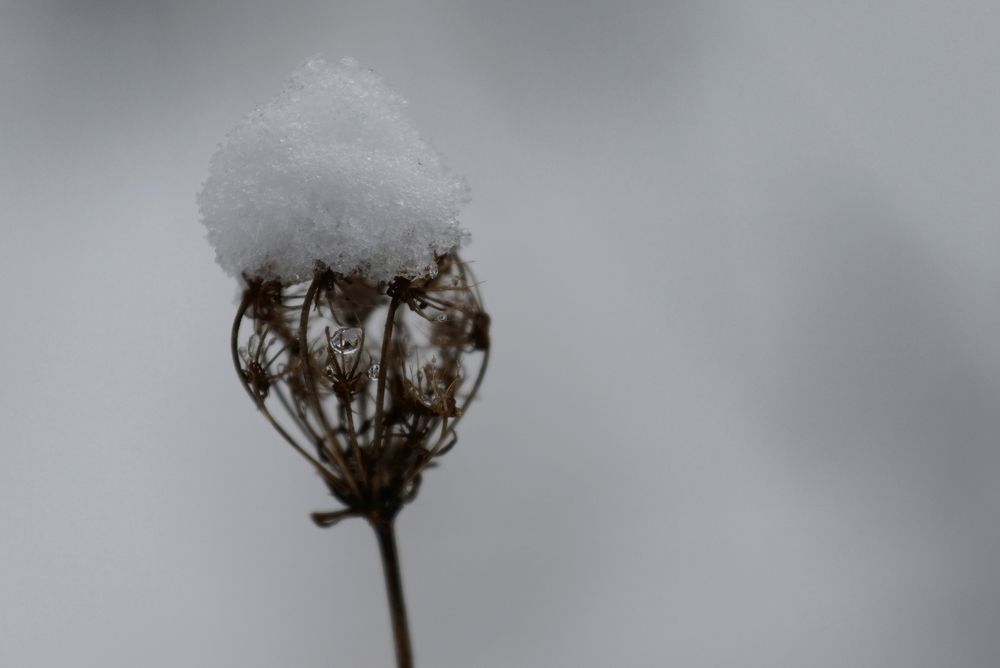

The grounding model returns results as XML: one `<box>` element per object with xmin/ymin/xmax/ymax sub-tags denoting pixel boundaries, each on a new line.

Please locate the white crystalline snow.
<box><xmin>198</xmin><ymin>56</ymin><xmax>470</xmax><ymax>283</ymax></box>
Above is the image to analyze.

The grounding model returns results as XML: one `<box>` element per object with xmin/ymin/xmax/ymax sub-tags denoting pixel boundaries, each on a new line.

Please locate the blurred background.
<box><xmin>2</xmin><ymin>1</ymin><xmax>998</xmax><ymax>666</ymax></box>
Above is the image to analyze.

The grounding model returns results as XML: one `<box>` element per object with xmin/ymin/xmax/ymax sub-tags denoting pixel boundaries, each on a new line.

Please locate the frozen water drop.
<box><xmin>329</xmin><ymin>327</ymin><xmax>363</xmax><ymax>355</ymax></box>
<box><xmin>367</xmin><ymin>364</ymin><xmax>380</xmax><ymax>380</ymax></box>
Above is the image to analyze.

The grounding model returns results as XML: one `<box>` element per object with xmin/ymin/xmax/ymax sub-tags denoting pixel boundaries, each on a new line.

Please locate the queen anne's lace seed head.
<box><xmin>230</xmin><ymin>254</ymin><xmax>489</xmax><ymax>518</ymax></box>
<box><xmin>210</xmin><ymin>60</ymin><xmax>490</xmax><ymax>665</ymax></box>
<box><xmin>198</xmin><ymin>56</ymin><xmax>469</xmax><ymax>283</ymax></box>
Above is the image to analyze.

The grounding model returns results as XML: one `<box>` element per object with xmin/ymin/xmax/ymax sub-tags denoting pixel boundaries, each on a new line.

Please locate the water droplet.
<box><xmin>435</xmin><ymin>314</ymin><xmax>448</xmax><ymax>322</ymax></box>
<box><xmin>329</xmin><ymin>327</ymin><xmax>363</xmax><ymax>355</ymax></box>
<box><xmin>367</xmin><ymin>364</ymin><xmax>380</xmax><ymax>380</ymax></box>
<box><xmin>402</xmin><ymin>480</ymin><xmax>415</xmax><ymax>497</ymax></box>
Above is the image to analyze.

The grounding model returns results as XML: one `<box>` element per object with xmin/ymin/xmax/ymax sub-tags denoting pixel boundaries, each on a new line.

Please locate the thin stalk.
<box><xmin>299</xmin><ymin>275</ymin><xmax>362</xmax><ymax>498</ymax></box>
<box><xmin>372</xmin><ymin>297</ymin><xmax>401</xmax><ymax>450</ymax></box>
<box><xmin>372</xmin><ymin>518</ymin><xmax>413</xmax><ymax>668</ymax></box>
<box><xmin>341</xmin><ymin>400</ymin><xmax>369</xmax><ymax>487</ymax></box>
<box><xmin>231</xmin><ymin>294</ymin><xmax>344</xmax><ymax>493</ymax></box>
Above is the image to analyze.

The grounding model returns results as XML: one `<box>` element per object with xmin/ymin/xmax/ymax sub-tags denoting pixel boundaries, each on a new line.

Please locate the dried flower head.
<box><xmin>202</xmin><ymin>58</ymin><xmax>490</xmax><ymax>522</ymax></box>
<box><xmin>231</xmin><ymin>254</ymin><xmax>488</xmax><ymax>526</ymax></box>
<box><xmin>203</xmin><ymin>56</ymin><xmax>487</xmax><ymax>667</ymax></box>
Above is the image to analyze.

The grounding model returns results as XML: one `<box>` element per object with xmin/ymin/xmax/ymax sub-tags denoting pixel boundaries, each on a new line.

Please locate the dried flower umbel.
<box><xmin>231</xmin><ymin>252</ymin><xmax>489</xmax><ymax>667</ymax></box>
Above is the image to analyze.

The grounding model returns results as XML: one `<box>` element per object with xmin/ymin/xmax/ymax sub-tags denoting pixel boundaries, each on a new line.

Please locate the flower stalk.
<box><xmin>373</xmin><ymin>517</ymin><xmax>413</xmax><ymax>668</ymax></box>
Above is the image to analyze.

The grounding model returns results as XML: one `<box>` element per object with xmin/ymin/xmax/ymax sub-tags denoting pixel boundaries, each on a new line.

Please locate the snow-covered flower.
<box><xmin>200</xmin><ymin>57</ymin><xmax>490</xmax><ymax>668</ymax></box>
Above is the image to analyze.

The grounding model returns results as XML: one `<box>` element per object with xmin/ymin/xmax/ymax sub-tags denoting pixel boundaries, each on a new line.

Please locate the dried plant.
<box><xmin>231</xmin><ymin>252</ymin><xmax>489</xmax><ymax>667</ymax></box>
<box><xmin>203</xmin><ymin>56</ymin><xmax>486</xmax><ymax>666</ymax></box>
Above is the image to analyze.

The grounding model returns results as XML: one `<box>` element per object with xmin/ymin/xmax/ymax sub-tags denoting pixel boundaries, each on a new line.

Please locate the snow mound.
<box><xmin>199</xmin><ymin>56</ymin><xmax>469</xmax><ymax>283</ymax></box>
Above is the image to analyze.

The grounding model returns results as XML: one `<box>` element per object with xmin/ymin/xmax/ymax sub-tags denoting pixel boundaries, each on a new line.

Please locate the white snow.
<box><xmin>198</xmin><ymin>56</ymin><xmax>469</xmax><ymax>283</ymax></box>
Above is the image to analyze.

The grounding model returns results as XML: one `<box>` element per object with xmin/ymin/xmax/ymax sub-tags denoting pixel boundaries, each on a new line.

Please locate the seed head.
<box><xmin>231</xmin><ymin>254</ymin><xmax>489</xmax><ymax>524</ymax></box>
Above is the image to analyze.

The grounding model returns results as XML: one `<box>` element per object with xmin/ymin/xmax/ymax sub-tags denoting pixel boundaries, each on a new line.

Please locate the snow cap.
<box><xmin>199</xmin><ymin>56</ymin><xmax>469</xmax><ymax>283</ymax></box>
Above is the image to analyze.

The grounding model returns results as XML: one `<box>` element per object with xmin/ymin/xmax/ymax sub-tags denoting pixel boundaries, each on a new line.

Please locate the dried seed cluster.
<box><xmin>232</xmin><ymin>253</ymin><xmax>489</xmax><ymax>526</ymax></box>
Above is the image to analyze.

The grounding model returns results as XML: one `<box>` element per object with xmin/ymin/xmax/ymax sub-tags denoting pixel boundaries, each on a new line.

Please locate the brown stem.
<box><xmin>372</xmin><ymin>518</ymin><xmax>413</xmax><ymax>668</ymax></box>
<box><xmin>299</xmin><ymin>274</ymin><xmax>361</xmax><ymax>498</ymax></box>
<box><xmin>372</xmin><ymin>297</ymin><xmax>401</xmax><ymax>450</ymax></box>
<box><xmin>231</xmin><ymin>292</ymin><xmax>345</xmax><ymax>493</ymax></box>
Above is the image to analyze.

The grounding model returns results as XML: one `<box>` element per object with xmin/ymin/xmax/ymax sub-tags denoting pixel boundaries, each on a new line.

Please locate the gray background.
<box><xmin>2</xmin><ymin>1</ymin><xmax>999</xmax><ymax>666</ymax></box>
